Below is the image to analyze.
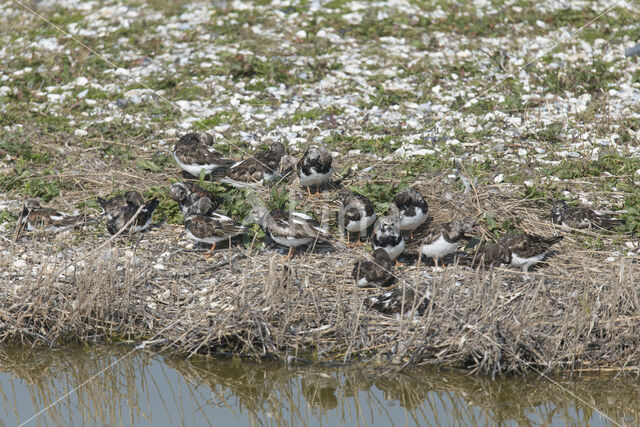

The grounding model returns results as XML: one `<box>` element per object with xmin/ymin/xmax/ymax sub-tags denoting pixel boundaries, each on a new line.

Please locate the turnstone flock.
<box><xmin>420</xmin><ymin>220</ymin><xmax>477</xmax><ymax>267</ymax></box>
<box><xmin>498</xmin><ymin>233</ymin><xmax>563</xmax><ymax>274</ymax></box>
<box><xmin>183</xmin><ymin>197</ymin><xmax>248</xmax><ymax>255</ymax></box>
<box><xmin>172</xmin><ymin>132</ymin><xmax>235</xmax><ymax>178</ymax></box>
<box><xmin>104</xmin><ymin>196</ymin><xmax>159</xmax><ymax>235</ymax></box>
<box><xmin>551</xmin><ymin>200</ymin><xmax>624</xmax><ymax>230</ymax></box>
<box><xmin>249</xmin><ymin>204</ymin><xmax>329</xmax><ymax>261</ymax></box>
<box><xmin>392</xmin><ymin>188</ymin><xmax>428</xmax><ymax>238</ymax></box>
<box><xmin>372</xmin><ymin>212</ymin><xmax>405</xmax><ymax>264</ymax></box>
<box><xmin>19</xmin><ymin>199</ymin><xmax>86</xmax><ymax>233</ymax></box>
<box><xmin>211</xmin><ymin>142</ymin><xmax>285</xmax><ymax>189</ymax></box>
<box><xmin>351</xmin><ymin>248</ymin><xmax>395</xmax><ymax>288</ymax></box>
<box><xmin>337</xmin><ymin>188</ymin><xmax>377</xmax><ymax>245</ymax></box>
<box><xmin>15</xmin><ymin>127</ymin><xmax>634</xmax><ymax>326</ymax></box>
<box><xmin>298</xmin><ymin>146</ymin><xmax>333</xmax><ymax>197</ymax></box>
<box><xmin>169</xmin><ymin>182</ymin><xmax>222</xmax><ymax>215</ymax></box>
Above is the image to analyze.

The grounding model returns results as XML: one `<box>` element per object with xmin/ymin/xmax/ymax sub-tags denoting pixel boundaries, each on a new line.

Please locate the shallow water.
<box><xmin>0</xmin><ymin>345</ymin><xmax>637</xmax><ymax>426</ymax></box>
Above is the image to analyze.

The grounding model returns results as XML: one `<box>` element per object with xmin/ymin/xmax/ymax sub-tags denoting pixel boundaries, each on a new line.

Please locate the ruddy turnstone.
<box><xmin>96</xmin><ymin>191</ymin><xmax>144</xmax><ymax>219</ymax></box>
<box><xmin>367</xmin><ymin>287</ymin><xmax>430</xmax><ymax>316</ymax></box>
<box><xmin>470</xmin><ymin>241</ymin><xmax>511</xmax><ymax>268</ymax></box>
<box><xmin>392</xmin><ymin>188</ymin><xmax>428</xmax><ymax>238</ymax></box>
<box><xmin>211</xmin><ymin>142</ymin><xmax>285</xmax><ymax>189</ymax></box>
<box><xmin>420</xmin><ymin>220</ymin><xmax>477</xmax><ymax>267</ymax></box>
<box><xmin>298</xmin><ymin>146</ymin><xmax>333</xmax><ymax>197</ymax></box>
<box><xmin>172</xmin><ymin>132</ymin><xmax>235</xmax><ymax>178</ymax></box>
<box><xmin>169</xmin><ymin>182</ymin><xmax>222</xmax><ymax>216</ymax></box>
<box><xmin>183</xmin><ymin>197</ymin><xmax>248</xmax><ymax>255</ymax></box>
<box><xmin>248</xmin><ymin>205</ymin><xmax>330</xmax><ymax>261</ymax></box>
<box><xmin>551</xmin><ymin>200</ymin><xmax>624</xmax><ymax>230</ymax></box>
<box><xmin>372</xmin><ymin>212</ymin><xmax>405</xmax><ymax>264</ymax></box>
<box><xmin>337</xmin><ymin>188</ymin><xmax>377</xmax><ymax>245</ymax></box>
<box><xmin>499</xmin><ymin>233</ymin><xmax>563</xmax><ymax>274</ymax></box>
<box><xmin>19</xmin><ymin>199</ymin><xmax>86</xmax><ymax>233</ymax></box>
<box><xmin>352</xmin><ymin>248</ymin><xmax>395</xmax><ymax>288</ymax></box>
<box><xmin>105</xmin><ymin>196</ymin><xmax>159</xmax><ymax>235</ymax></box>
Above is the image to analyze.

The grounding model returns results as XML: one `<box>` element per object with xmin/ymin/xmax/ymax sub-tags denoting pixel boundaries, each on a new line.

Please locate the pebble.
<box><xmin>13</xmin><ymin>259</ymin><xmax>27</xmax><ymax>269</ymax></box>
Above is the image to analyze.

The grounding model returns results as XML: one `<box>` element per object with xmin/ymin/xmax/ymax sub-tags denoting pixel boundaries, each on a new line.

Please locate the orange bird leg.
<box><xmin>395</xmin><ymin>259</ymin><xmax>405</xmax><ymax>267</ymax></box>
<box><xmin>345</xmin><ymin>231</ymin><xmax>355</xmax><ymax>247</ymax></box>
<box><xmin>204</xmin><ymin>242</ymin><xmax>216</xmax><ymax>259</ymax></box>
<box><xmin>282</xmin><ymin>246</ymin><xmax>294</xmax><ymax>262</ymax></box>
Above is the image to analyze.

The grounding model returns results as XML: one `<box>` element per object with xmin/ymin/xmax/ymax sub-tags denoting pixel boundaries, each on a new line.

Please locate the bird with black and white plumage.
<box><xmin>352</xmin><ymin>248</ymin><xmax>395</xmax><ymax>288</ymax></box>
<box><xmin>183</xmin><ymin>197</ymin><xmax>249</xmax><ymax>256</ymax></box>
<box><xmin>392</xmin><ymin>187</ymin><xmax>428</xmax><ymax>239</ymax></box>
<box><xmin>104</xmin><ymin>196</ymin><xmax>159</xmax><ymax>235</ymax></box>
<box><xmin>372</xmin><ymin>208</ymin><xmax>405</xmax><ymax>265</ymax></box>
<box><xmin>367</xmin><ymin>286</ymin><xmax>431</xmax><ymax>317</ymax></box>
<box><xmin>172</xmin><ymin>132</ymin><xmax>235</xmax><ymax>178</ymax></box>
<box><xmin>96</xmin><ymin>191</ymin><xmax>144</xmax><ymax>220</ymax></box>
<box><xmin>498</xmin><ymin>233</ymin><xmax>563</xmax><ymax>275</ymax></box>
<box><xmin>420</xmin><ymin>220</ymin><xmax>477</xmax><ymax>267</ymax></box>
<box><xmin>210</xmin><ymin>142</ymin><xmax>285</xmax><ymax>189</ymax></box>
<box><xmin>551</xmin><ymin>200</ymin><xmax>624</xmax><ymax>231</ymax></box>
<box><xmin>169</xmin><ymin>182</ymin><xmax>222</xmax><ymax>216</ymax></box>
<box><xmin>18</xmin><ymin>199</ymin><xmax>87</xmax><ymax>233</ymax></box>
<box><xmin>298</xmin><ymin>146</ymin><xmax>333</xmax><ymax>197</ymax></box>
<box><xmin>248</xmin><ymin>205</ymin><xmax>330</xmax><ymax>261</ymax></box>
<box><xmin>337</xmin><ymin>188</ymin><xmax>377</xmax><ymax>245</ymax></box>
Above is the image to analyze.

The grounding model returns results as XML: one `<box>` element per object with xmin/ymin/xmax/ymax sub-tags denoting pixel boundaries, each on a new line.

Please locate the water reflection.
<box><xmin>0</xmin><ymin>345</ymin><xmax>637</xmax><ymax>426</ymax></box>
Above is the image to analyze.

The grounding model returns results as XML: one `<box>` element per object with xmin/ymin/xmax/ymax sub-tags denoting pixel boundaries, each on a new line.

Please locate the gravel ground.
<box><xmin>1</xmin><ymin>0</ymin><xmax>639</xmax><ymax>372</ymax></box>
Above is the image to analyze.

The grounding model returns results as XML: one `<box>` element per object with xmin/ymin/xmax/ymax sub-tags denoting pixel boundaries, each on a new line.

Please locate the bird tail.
<box><xmin>594</xmin><ymin>215</ymin><xmax>624</xmax><ymax>229</ymax></box>
<box><xmin>96</xmin><ymin>197</ymin><xmax>108</xmax><ymax>213</ymax></box>
<box><xmin>543</xmin><ymin>235</ymin><xmax>563</xmax><ymax>246</ymax></box>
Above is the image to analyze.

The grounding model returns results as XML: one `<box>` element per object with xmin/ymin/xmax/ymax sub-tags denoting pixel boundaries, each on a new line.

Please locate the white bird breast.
<box><xmin>270</xmin><ymin>234</ymin><xmax>314</xmax><ymax>248</ymax></box>
<box><xmin>510</xmin><ymin>252</ymin><xmax>545</xmax><ymax>267</ymax></box>
<box><xmin>375</xmin><ymin>239</ymin><xmax>404</xmax><ymax>260</ymax></box>
<box><xmin>421</xmin><ymin>235</ymin><xmax>458</xmax><ymax>259</ymax></box>
<box><xmin>399</xmin><ymin>209</ymin><xmax>427</xmax><ymax>231</ymax></box>
<box><xmin>173</xmin><ymin>152</ymin><xmax>217</xmax><ymax>177</ymax></box>
<box><xmin>300</xmin><ymin>167</ymin><xmax>332</xmax><ymax>186</ymax></box>
<box><xmin>345</xmin><ymin>213</ymin><xmax>377</xmax><ymax>232</ymax></box>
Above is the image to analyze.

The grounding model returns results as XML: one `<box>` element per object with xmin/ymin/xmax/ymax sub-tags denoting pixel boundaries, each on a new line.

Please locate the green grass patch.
<box><xmin>0</xmin><ymin>167</ymin><xmax>64</xmax><ymax>203</ymax></box>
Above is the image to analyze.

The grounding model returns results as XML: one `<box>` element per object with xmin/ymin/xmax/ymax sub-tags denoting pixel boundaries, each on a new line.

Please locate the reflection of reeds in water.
<box><xmin>166</xmin><ymin>354</ymin><xmax>640</xmax><ymax>426</ymax></box>
<box><xmin>0</xmin><ymin>346</ymin><xmax>638</xmax><ymax>426</ymax></box>
<box><xmin>0</xmin><ymin>345</ymin><xmax>155</xmax><ymax>425</ymax></box>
